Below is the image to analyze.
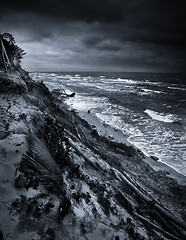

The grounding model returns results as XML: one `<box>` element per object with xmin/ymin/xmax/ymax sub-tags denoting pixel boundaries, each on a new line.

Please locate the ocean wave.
<box><xmin>110</xmin><ymin>78</ymin><xmax>137</xmax><ymax>84</ymax></box>
<box><xmin>142</xmin><ymin>89</ymin><xmax>161</xmax><ymax>94</ymax></box>
<box><xmin>65</xmin><ymin>95</ymin><xmax>109</xmax><ymax>112</ymax></box>
<box><xmin>49</xmin><ymin>73</ymin><xmax>56</xmax><ymax>76</ymax></box>
<box><xmin>145</xmin><ymin>81</ymin><xmax>163</xmax><ymax>86</ymax></box>
<box><xmin>168</xmin><ymin>86</ymin><xmax>186</xmax><ymax>91</ymax></box>
<box><xmin>144</xmin><ymin>109</ymin><xmax>181</xmax><ymax>123</ymax></box>
<box><xmin>70</xmin><ymin>76</ymin><xmax>81</xmax><ymax>80</ymax></box>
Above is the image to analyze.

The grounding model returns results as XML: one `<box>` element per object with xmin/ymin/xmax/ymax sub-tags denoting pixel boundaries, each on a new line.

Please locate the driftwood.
<box><xmin>67</xmin><ymin>136</ymin><xmax>186</xmax><ymax>239</ymax></box>
<box><xmin>75</xmin><ymin>126</ymin><xmax>88</xmax><ymax>144</ymax></box>
<box><xmin>61</xmin><ymin>88</ymin><xmax>75</xmax><ymax>97</ymax></box>
<box><xmin>68</xmin><ymin>138</ymin><xmax>101</xmax><ymax>172</ymax></box>
<box><xmin>24</xmin><ymin>79</ymin><xmax>45</xmax><ymax>90</ymax></box>
<box><xmin>67</xmin><ymin>92</ymin><xmax>75</xmax><ymax>97</ymax></box>
<box><xmin>113</xmin><ymin>167</ymin><xmax>186</xmax><ymax>233</ymax></box>
<box><xmin>134</xmin><ymin>213</ymin><xmax>181</xmax><ymax>240</ymax></box>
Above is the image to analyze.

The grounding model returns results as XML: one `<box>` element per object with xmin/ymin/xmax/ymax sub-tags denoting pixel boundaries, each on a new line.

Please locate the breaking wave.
<box><xmin>144</xmin><ymin>109</ymin><xmax>181</xmax><ymax>123</ymax></box>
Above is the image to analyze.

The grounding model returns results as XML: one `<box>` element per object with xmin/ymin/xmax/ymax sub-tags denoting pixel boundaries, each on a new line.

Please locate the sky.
<box><xmin>1</xmin><ymin>0</ymin><xmax>186</xmax><ymax>72</ymax></box>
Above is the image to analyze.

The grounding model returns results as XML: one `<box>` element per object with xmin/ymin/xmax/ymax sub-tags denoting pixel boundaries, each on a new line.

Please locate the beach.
<box><xmin>74</xmin><ymin>108</ymin><xmax>186</xmax><ymax>186</ymax></box>
<box><xmin>0</xmin><ymin>70</ymin><xmax>186</xmax><ymax>240</ymax></box>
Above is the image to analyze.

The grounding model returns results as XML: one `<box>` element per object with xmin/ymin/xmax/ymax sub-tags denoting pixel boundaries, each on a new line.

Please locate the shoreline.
<box><xmin>39</xmin><ymin>78</ymin><xmax>186</xmax><ymax>179</ymax></box>
<box><xmin>127</xmin><ymin>136</ymin><xmax>186</xmax><ymax>179</ymax></box>
<box><xmin>65</xmin><ymin>105</ymin><xmax>186</xmax><ymax>186</ymax></box>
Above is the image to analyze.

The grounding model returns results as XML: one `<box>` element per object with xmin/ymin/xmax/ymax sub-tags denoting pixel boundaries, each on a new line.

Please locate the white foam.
<box><xmin>65</xmin><ymin>94</ymin><xmax>108</xmax><ymax>112</ymax></box>
<box><xmin>144</xmin><ymin>109</ymin><xmax>181</xmax><ymax>123</ymax></box>
<box><xmin>70</xmin><ymin>76</ymin><xmax>81</xmax><ymax>80</ymax></box>
<box><xmin>142</xmin><ymin>88</ymin><xmax>152</xmax><ymax>92</ymax></box>
<box><xmin>142</xmin><ymin>89</ymin><xmax>161</xmax><ymax>94</ymax></box>
<box><xmin>145</xmin><ymin>81</ymin><xmax>163</xmax><ymax>86</ymax></box>
<box><xmin>168</xmin><ymin>86</ymin><xmax>186</xmax><ymax>90</ymax></box>
<box><xmin>111</xmin><ymin>78</ymin><xmax>137</xmax><ymax>84</ymax></box>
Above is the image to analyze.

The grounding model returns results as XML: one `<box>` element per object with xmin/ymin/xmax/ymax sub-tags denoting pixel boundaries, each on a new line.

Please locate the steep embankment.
<box><xmin>0</xmin><ymin>72</ymin><xmax>186</xmax><ymax>240</ymax></box>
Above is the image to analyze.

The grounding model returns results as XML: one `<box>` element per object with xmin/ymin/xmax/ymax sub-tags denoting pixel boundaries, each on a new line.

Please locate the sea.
<box><xmin>30</xmin><ymin>72</ymin><xmax>186</xmax><ymax>176</ymax></box>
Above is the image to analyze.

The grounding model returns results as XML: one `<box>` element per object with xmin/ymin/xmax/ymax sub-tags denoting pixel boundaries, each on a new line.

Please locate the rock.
<box><xmin>150</xmin><ymin>156</ymin><xmax>159</xmax><ymax>161</ymax></box>
<box><xmin>137</xmin><ymin>149</ymin><xmax>144</xmax><ymax>156</ymax></box>
<box><xmin>126</xmin><ymin>217</ymin><xmax>132</xmax><ymax>224</ymax></box>
<box><xmin>86</xmin><ymin>192</ymin><xmax>91</xmax><ymax>198</ymax></box>
<box><xmin>69</xmin><ymin>92</ymin><xmax>75</xmax><ymax>97</ymax></box>
<box><xmin>19</xmin><ymin>113</ymin><xmax>27</xmax><ymax>119</ymax></box>
<box><xmin>45</xmin><ymin>228</ymin><xmax>55</xmax><ymax>240</ymax></box>
<box><xmin>91</xmin><ymin>129</ymin><xmax>98</xmax><ymax>136</ymax></box>
<box><xmin>108</xmin><ymin>135</ymin><xmax>114</xmax><ymax>140</ymax></box>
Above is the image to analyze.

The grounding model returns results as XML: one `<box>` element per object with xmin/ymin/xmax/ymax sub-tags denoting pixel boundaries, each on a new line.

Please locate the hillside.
<box><xmin>0</xmin><ymin>70</ymin><xmax>186</xmax><ymax>240</ymax></box>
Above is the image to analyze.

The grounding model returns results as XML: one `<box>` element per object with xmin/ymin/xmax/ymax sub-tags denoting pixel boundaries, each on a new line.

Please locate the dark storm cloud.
<box><xmin>0</xmin><ymin>0</ymin><xmax>125</xmax><ymax>22</ymax></box>
<box><xmin>1</xmin><ymin>0</ymin><xmax>185</xmax><ymax>72</ymax></box>
<box><xmin>1</xmin><ymin>0</ymin><xmax>185</xmax><ymax>32</ymax></box>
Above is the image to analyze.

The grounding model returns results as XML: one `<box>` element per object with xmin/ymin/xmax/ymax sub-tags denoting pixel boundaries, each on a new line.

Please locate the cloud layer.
<box><xmin>1</xmin><ymin>0</ymin><xmax>185</xmax><ymax>72</ymax></box>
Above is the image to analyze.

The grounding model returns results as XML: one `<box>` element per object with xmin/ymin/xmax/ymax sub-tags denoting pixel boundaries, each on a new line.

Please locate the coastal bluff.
<box><xmin>0</xmin><ymin>70</ymin><xmax>186</xmax><ymax>240</ymax></box>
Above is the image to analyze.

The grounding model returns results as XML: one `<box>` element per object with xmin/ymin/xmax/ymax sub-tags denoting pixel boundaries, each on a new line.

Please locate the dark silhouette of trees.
<box><xmin>0</xmin><ymin>32</ymin><xmax>26</xmax><ymax>71</ymax></box>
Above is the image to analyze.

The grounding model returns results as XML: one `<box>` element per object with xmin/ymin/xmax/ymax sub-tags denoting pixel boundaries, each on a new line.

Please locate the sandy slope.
<box><xmin>0</xmin><ymin>71</ymin><xmax>186</xmax><ymax>240</ymax></box>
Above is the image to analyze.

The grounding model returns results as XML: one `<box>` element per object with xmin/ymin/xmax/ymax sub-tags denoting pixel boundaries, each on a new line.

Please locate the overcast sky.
<box><xmin>1</xmin><ymin>0</ymin><xmax>186</xmax><ymax>72</ymax></box>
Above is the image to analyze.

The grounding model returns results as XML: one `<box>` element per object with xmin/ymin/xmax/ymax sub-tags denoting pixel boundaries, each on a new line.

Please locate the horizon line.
<box><xmin>28</xmin><ymin>70</ymin><xmax>186</xmax><ymax>74</ymax></box>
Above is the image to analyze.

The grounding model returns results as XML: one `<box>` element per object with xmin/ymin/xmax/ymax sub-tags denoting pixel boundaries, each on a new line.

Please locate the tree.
<box><xmin>0</xmin><ymin>33</ymin><xmax>26</xmax><ymax>71</ymax></box>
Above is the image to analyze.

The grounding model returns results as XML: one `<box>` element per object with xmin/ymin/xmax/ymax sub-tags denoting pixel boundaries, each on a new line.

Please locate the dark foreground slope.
<box><xmin>0</xmin><ymin>71</ymin><xmax>186</xmax><ymax>240</ymax></box>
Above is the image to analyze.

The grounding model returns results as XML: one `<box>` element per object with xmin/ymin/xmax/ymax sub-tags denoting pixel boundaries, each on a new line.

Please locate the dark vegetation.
<box><xmin>0</xmin><ymin>33</ymin><xmax>26</xmax><ymax>71</ymax></box>
<box><xmin>14</xmin><ymin>117</ymin><xmax>72</xmax><ymax>217</ymax></box>
<box><xmin>0</xmin><ymin>75</ymin><xmax>26</xmax><ymax>94</ymax></box>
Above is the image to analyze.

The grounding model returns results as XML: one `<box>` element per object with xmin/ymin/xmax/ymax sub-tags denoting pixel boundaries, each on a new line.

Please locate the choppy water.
<box><xmin>31</xmin><ymin>72</ymin><xmax>186</xmax><ymax>176</ymax></box>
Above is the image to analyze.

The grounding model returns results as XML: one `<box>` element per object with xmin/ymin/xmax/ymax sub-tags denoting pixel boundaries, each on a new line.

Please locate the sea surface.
<box><xmin>31</xmin><ymin>72</ymin><xmax>186</xmax><ymax>176</ymax></box>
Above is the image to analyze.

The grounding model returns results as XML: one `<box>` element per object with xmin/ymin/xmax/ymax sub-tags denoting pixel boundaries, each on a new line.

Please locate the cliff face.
<box><xmin>0</xmin><ymin>72</ymin><xmax>186</xmax><ymax>240</ymax></box>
